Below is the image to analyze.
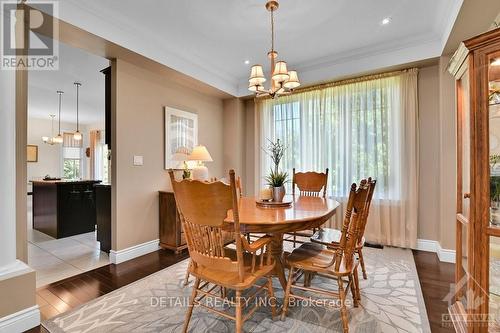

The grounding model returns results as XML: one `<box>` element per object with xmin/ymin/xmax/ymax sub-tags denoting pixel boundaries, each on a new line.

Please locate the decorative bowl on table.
<box><xmin>256</xmin><ymin>198</ymin><xmax>292</xmax><ymax>208</ymax></box>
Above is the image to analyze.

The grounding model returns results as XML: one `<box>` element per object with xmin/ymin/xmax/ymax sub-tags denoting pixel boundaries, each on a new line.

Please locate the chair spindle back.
<box><xmin>292</xmin><ymin>168</ymin><xmax>329</xmax><ymax>197</ymax></box>
<box><xmin>334</xmin><ymin>180</ymin><xmax>372</xmax><ymax>272</ymax></box>
<box><xmin>356</xmin><ymin>178</ymin><xmax>376</xmax><ymax>244</ymax></box>
<box><xmin>168</xmin><ymin>170</ymin><xmax>245</xmax><ymax>281</ymax></box>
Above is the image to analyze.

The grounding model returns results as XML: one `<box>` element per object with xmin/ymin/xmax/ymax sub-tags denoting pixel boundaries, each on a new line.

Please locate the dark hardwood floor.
<box><xmin>26</xmin><ymin>249</ymin><xmax>454</xmax><ymax>332</ymax></box>
<box><xmin>413</xmin><ymin>250</ymin><xmax>455</xmax><ymax>333</ymax></box>
<box><xmin>26</xmin><ymin>249</ymin><xmax>189</xmax><ymax>333</ymax></box>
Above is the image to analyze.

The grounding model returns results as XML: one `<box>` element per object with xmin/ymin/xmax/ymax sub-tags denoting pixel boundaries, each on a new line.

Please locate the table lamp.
<box><xmin>189</xmin><ymin>145</ymin><xmax>213</xmax><ymax>181</ymax></box>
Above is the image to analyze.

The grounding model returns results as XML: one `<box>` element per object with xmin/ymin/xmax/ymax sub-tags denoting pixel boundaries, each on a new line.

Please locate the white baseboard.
<box><xmin>415</xmin><ymin>239</ymin><xmax>456</xmax><ymax>263</ymax></box>
<box><xmin>0</xmin><ymin>305</ymin><xmax>40</xmax><ymax>333</ymax></box>
<box><xmin>110</xmin><ymin>239</ymin><xmax>160</xmax><ymax>264</ymax></box>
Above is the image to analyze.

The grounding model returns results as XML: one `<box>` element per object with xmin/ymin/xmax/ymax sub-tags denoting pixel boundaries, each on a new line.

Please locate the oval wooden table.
<box><xmin>224</xmin><ymin>195</ymin><xmax>340</xmax><ymax>290</ymax></box>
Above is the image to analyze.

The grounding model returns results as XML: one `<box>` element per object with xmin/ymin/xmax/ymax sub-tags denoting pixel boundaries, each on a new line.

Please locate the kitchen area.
<box><xmin>27</xmin><ymin>43</ymin><xmax>112</xmax><ymax>287</ymax></box>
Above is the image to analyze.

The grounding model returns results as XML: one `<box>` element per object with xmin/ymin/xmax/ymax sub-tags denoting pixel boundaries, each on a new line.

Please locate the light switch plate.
<box><xmin>133</xmin><ymin>155</ymin><xmax>143</xmax><ymax>166</ymax></box>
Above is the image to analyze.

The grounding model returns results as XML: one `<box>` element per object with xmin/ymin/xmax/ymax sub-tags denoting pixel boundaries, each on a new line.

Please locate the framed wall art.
<box><xmin>27</xmin><ymin>145</ymin><xmax>38</xmax><ymax>163</ymax></box>
<box><xmin>164</xmin><ymin>106</ymin><xmax>198</xmax><ymax>169</ymax></box>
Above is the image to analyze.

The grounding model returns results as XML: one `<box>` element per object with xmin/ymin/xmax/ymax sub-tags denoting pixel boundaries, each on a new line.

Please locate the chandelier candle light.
<box><xmin>248</xmin><ymin>0</ymin><xmax>300</xmax><ymax>98</ymax></box>
<box><xmin>73</xmin><ymin>82</ymin><xmax>82</xmax><ymax>141</ymax></box>
<box><xmin>42</xmin><ymin>114</ymin><xmax>58</xmax><ymax>145</ymax></box>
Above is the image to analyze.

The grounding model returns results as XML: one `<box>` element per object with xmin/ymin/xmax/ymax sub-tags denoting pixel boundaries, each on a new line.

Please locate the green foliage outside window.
<box><xmin>64</xmin><ymin>159</ymin><xmax>80</xmax><ymax>179</ymax></box>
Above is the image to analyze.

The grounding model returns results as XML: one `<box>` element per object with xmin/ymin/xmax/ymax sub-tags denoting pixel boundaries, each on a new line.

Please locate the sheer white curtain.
<box><xmin>90</xmin><ymin>130</ymin><xmax>104</xmax><ymax>180</ymax></box>
<box><xmin>256</xmin><ymin>69</ymin><xmax>419</xmax><ymax>248</ymax></box>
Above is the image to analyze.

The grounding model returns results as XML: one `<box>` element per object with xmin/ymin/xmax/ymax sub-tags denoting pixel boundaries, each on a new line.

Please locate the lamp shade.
<box><xmin>188</xmin><ymin>145</ymin><xmax>213</xmax><ymax>162</ymax></box>
<box><xmin>248</xmin><ymin>83</ymin><xmax>265</xmax><ymax>92</ymax></box>
<box><xmin>249</xmin><ymin>65</ymin><xmax>266</xmax><ymax>85</ymax></box>
<box><xmin>272</xmin><ymin>61</ymin><xmax>289</xmax><ymax>82</ymax></box>
<box><xmin>283</xmin><ymin>70</ymin><xmax>300</xmax><ymax>89</ymax></box>
<box><xmin>73</xmin><ymin>131</ymin><xmax>82</xmax><ymax>141</ymax></box>
<box><xmin>53</xmin><ymin>134</ymin><xmax>63</xmax><ymax>144</ymax></box>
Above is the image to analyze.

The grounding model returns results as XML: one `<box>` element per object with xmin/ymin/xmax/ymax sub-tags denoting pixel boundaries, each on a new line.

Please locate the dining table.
<box><xmin>224</xmin><ymin>195</ymin><xmax>340</xmax><ymax>290</ymax></box>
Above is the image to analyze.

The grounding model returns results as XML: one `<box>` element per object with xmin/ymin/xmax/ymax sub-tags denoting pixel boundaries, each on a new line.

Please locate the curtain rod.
<box><xmin>255</xmin><ymin>68</ymin><xmax>418</xmax><ymax>100</ymax></box>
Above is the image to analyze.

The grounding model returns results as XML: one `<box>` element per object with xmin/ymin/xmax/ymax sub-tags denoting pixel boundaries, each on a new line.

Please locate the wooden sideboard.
<box><xmin>159</xmin><ymin>191</ymin><xmax>187</xmax><ymax>253</ymax></box>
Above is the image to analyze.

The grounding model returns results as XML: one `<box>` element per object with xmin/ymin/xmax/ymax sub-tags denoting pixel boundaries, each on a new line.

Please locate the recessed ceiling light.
<box><xmin>492</xmin><ymin>58</ymin><xmax>500</xmax><ymax>66</ymax></box>
<box><xmin>381</xmin><ymin>17</ymin><xmax>391</xmax><ymax>25</ymax></box>
<box><xmin>244</xmin><ymin>60</ymin><xmax>250</xmax><ymax>65</ymax></box>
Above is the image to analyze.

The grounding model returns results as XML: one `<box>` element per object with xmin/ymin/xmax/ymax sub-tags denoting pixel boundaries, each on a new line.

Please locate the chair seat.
<box><xmin>190</xmin><ymin>247</ymin><xmax>275</xmax><ymax>290</ymax></box>
<box><xmin>285</xmin><ymin>242</ymin><xmax>357</xmax><ymax>277</ymax></box>
<box><xmin>311</xmin><ymin>228</ymin><xmax>365</xmax><ymax>249</ymax></box>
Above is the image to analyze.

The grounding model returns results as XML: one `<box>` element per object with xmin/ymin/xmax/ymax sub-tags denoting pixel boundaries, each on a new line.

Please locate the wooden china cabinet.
<box><xmin>448</xmin><ymin>27</ymin><xmax>500</xmax><ymax>333</ymax></box>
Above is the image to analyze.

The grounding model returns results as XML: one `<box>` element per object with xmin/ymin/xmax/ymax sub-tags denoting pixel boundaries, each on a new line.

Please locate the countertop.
<box><xmin>31</xmin><ymin>179</ymin><xmax>102</xmax><ymax>184</ymax></box>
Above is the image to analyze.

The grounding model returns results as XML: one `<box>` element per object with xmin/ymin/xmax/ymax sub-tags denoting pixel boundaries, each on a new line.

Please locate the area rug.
<box><xmin>42</xmin><ymin>246</ymin><xmax>430</xmax><ymax>333</ymax></box>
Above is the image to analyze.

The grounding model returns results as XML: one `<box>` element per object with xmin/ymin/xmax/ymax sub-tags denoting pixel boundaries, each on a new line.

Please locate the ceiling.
<box><xmin>49</xmin><ymin>0</ymin><xmax>464</xmax><ymax>97</ymax></box>
<box><xmin>28</xmin><ymin>42</ymin><xmax>109</xmax><ymax>125</ymax></box>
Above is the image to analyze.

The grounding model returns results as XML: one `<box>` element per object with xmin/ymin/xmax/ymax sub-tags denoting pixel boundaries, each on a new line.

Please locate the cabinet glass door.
<box><xmin>490</xmin><ymin>52</ymin><xmax>500</xmax><ymax>227</ymax></box>
<box><xmin>456</xmin><ymin>69</ymin><xmax>471</xmax><ymax>310</ymax></box>
<box><xmin>489</xmin><ymin>51</ymin><xmax>500</xmax><ymax>330</ymax></box>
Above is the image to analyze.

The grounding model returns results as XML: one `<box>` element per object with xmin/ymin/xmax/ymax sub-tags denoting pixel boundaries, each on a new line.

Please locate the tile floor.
<box><xmin>27</xmin><ymin>197</ymin><xmax>110</xmax><ymax>288</ymax></box>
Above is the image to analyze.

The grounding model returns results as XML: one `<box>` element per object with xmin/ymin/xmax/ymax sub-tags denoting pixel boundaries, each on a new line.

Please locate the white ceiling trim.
<box><xmin>437</xmin><ymin>0</ymin><xmax>464</xmax><ymax>52</ymax></box>
<box><xmin>41</xmin><ymin>0</ymin><xmax>464</xmax><ymax>98</ymax></box>
<box><xmin>236</xmin><ymin>36</ymin><xmax>443</xmax><ymax>97</ymax></box>
<box><xmin>50</xmin><ymin>0</ymin><xmax>240</xmax><ymax>96</ymax></box>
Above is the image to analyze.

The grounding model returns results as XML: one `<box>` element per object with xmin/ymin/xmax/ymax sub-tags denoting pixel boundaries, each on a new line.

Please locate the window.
<box><xmin>62</xmin><ymin>132</ymin><xmax>82</xmax><ymax>179</ymax></box>
<box><xmin>63</xmin><ymin>158</ymin><xmax>81</xmax><ymax>179</ymax></box>
<box><xmin>258</xmin><ymin>70</ymin><xmax>419</xmax><ymax>247</ymax></box>
<box><xmin>260</xmin><ymin>75</ymin><xmax>401</xmax><ymax>200</ymax></box>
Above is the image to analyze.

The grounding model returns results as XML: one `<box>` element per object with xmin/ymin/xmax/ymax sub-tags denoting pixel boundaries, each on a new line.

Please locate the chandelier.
<box><xmin>248</xmin><ymin>0</ymin><xmax>300</xmax><ymax>98</ymax></box>
<box><xmin>41</xmin><ymin>114</ymin><xmax>58</xmax><ymax>145</ymax></box>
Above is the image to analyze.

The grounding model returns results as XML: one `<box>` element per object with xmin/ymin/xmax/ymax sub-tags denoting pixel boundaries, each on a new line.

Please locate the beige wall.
<box><xmin>223</xmin><ymin>98</ymin><xmax>245</xmax><ymax>178</ymax></box>
<box><xmin>417</xmin><ymin>65</ymin><xmax>441</xmax><ymax>242</ymax></box>
<box><xmin>223</xmin><ymin>97</ymin><xmax>256</xmax><ymax>196</ymax></box>
<box><xmin>0</xmin><ymin>268</ymin><xmax>36</xmax><ymax>318</ymax></box>
<box><xmin>16</xmin><ymin>55</ymin><xmax>28</xmax><ymax>263</ymax></box>
<box><xmin>417</xmin><ymin>60</ymin><xmax>457</xmax><ymax>250</ymax></box>
<box><xmin>113</xmin><ymin>58</ymin><xmax>224</xmax><ymax>250</ymax></box>
<box><xmin>438</xmin><ymin>55</ymin><xmax>457</xmax><ymax>250</ymax></box>
<box><xmin>244</xmin><ymin>99</ymin><xmax>256</xmax><ymax>196</ymax></box>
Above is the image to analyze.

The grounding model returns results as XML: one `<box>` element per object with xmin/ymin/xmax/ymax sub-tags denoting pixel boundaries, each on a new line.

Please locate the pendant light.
<box><xmin>53</xmin><ymin>91</ymin><xmax>64</xmax><ymax>144</ymax></box>
<box><xmin>73</xmin><ymin>82</ymin><xmax>82</xmax><ymax>141</ymax></box>
<box><xmin>42</xmin><ymin>114</ymin><xmax>57</xmax><ymax>145</ymax></box>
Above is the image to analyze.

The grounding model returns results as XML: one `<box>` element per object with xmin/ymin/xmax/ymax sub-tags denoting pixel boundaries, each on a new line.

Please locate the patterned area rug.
<box><xmin>42</xmin><ymin>246</ymin><xmax>430</xmax><ymax>333</ymax></box>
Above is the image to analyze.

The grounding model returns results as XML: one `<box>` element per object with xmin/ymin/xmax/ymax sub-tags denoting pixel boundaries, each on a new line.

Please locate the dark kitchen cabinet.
<box><xmin>32</xmin><ymin>180</ymin><xmax>100</xmax><ymax>238</ymax></box>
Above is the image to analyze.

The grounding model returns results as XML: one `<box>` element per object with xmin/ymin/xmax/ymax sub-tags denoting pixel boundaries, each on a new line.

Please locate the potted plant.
<box><xmin>264</xmin><ymin>139</ymin><xmax>288</xmax><ymax>202</ymax></box>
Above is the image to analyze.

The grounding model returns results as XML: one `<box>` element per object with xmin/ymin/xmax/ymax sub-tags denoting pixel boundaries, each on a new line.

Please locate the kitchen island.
<box><xmin>32</xmin><ymin>180</ymin><xmax>101</xmax><ymax>239</ymax></box>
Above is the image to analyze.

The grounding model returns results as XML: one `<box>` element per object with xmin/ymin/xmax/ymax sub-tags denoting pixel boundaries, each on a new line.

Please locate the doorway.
<box><xmin>26</xmin><ymin>41</ymin><xmax>111</xmax><ymax>287</ymax></box>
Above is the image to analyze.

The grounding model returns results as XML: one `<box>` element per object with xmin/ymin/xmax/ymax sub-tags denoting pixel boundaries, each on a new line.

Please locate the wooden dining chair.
<box><xmin>311</xmin><ymin>178</ymin><xmax>376</xmax><ymax>281</ymax></box>
<box><xmin>281</xmin><ymin>180</ymin><xmax>372</xmax><ymax>333</ymax></box>
<box><xmin>287</xmin><ymin>168</ymin><xmax>329</xmax><ymax>247</ymax></box>
<box><xmin>168</xmin><ymin>169</ymin><xmax>277</xmax><ymax>333</ymax></box>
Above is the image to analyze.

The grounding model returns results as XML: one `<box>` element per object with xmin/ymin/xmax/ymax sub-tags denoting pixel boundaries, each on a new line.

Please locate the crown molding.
<box><xmin>236</xmin><ymin>36</ymin><xmax>442</xmax><ymax>97</ymax></box>
<box><xmin>46</xmin><ymin>0</ymin><xmax>463</xmax><ymax>98</ymax></box>
<box><xmin>53</xmin><ymin>0</ymin><xmax>240</xmax><ymax>96</ymax></box>
<box><xmin>437</xmin><ymin>0</ymin><xmax>464</xmax><ymax>52</ymax></box>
